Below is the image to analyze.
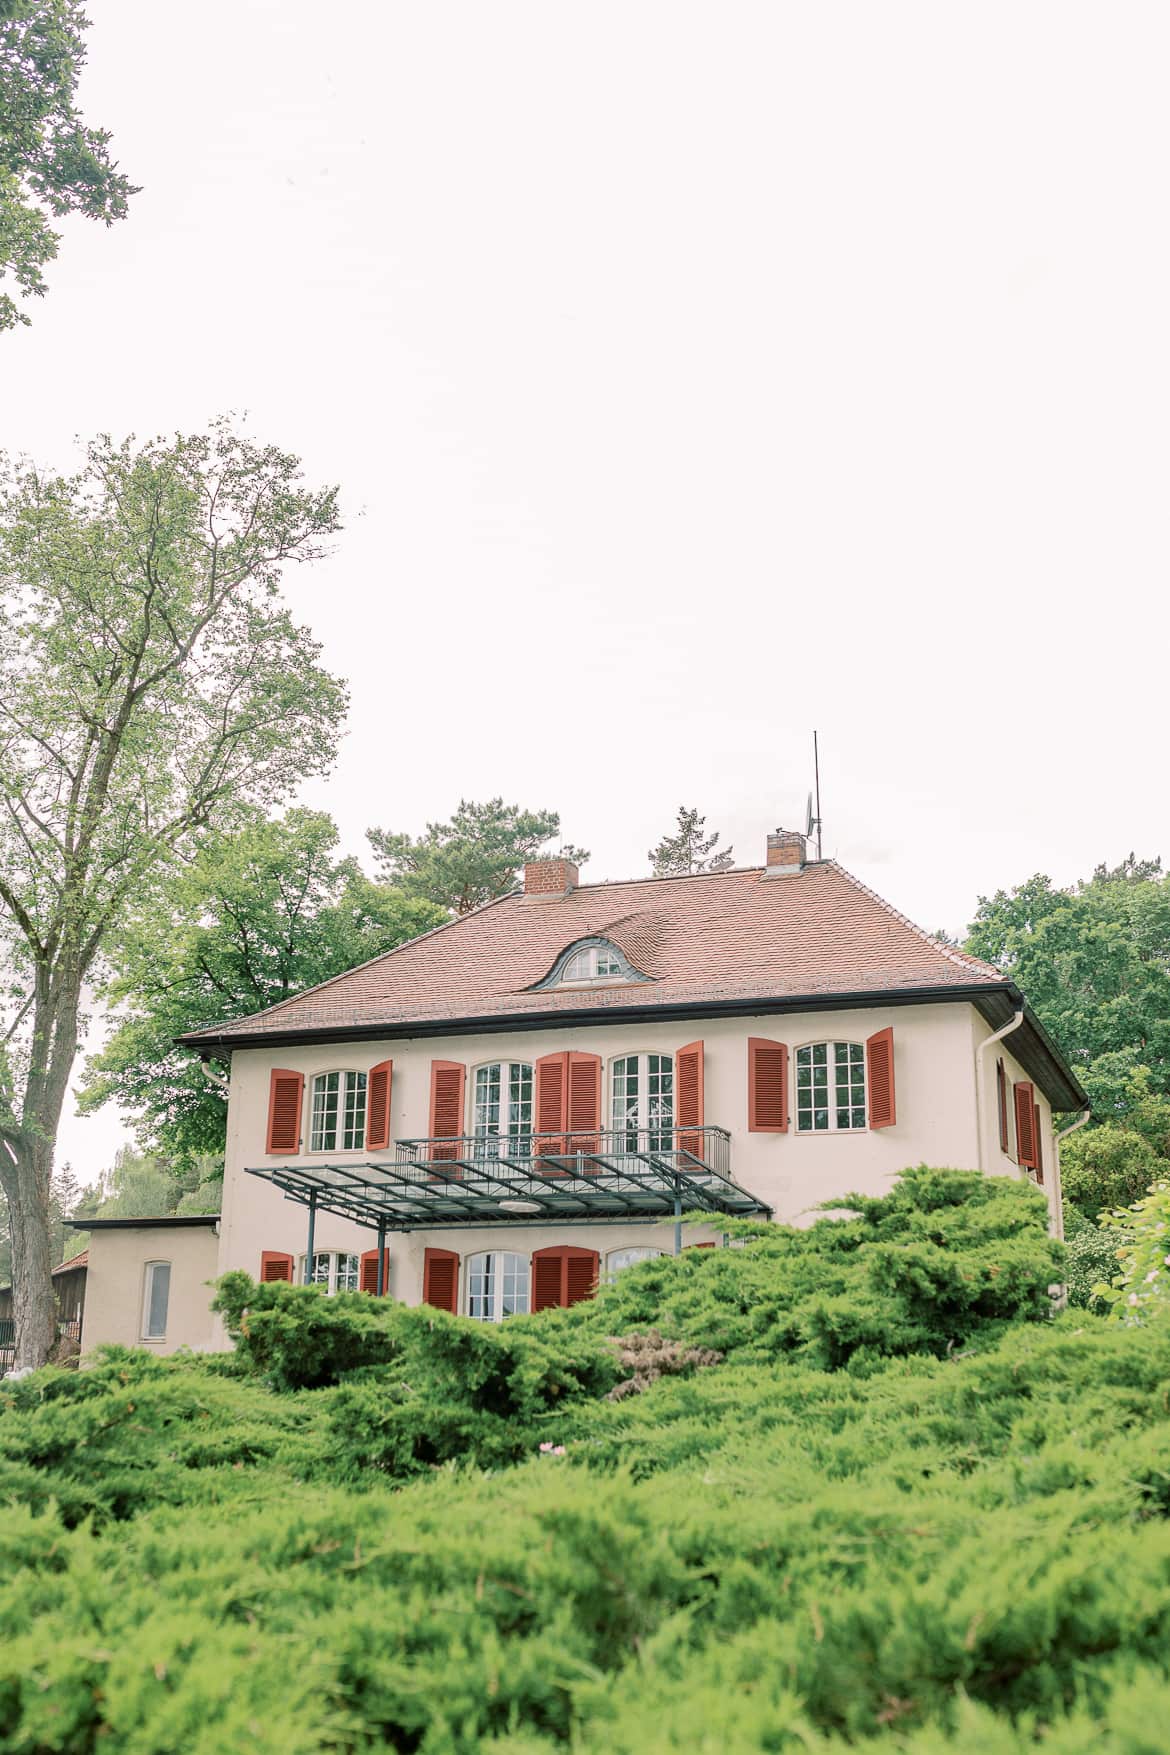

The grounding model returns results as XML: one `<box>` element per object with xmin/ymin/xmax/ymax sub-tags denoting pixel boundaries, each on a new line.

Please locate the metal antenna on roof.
<box><xmin>806</xmin><ymin>731</ymin><xmax>823</xmax><ymax>861</ymax></box>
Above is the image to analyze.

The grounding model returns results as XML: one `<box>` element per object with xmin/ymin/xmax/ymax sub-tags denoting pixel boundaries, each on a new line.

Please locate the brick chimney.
<box><xmin>764</xmin><ymin>828</ymin><xmax>806</xmax><ymax>875</ymax></box>
<box><xmin>523</xmin><ymin>857</ymin><xmax>579</xmax><ymax>897</ymax></box>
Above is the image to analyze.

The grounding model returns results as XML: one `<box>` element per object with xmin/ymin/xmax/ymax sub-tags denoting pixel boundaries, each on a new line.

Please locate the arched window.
<box><xmin>301</xmin><ymin>1250</ymin><xmax>360</xmax><ymax>1293</ymax></box>
<box><xmin>466</xmin><ymin>1251</ymin><xmax>529</xmax><ymax>1321</ymax></box>
<box><xmin>309</xmin><ymin>1071</ymin><xmax>367</xmax><ymax>1152</ymax></box>
<box><xmin>472</xmin><ymin>1061</ymin><xmax>533</xmax><ymax>1157</ymax></box>
<box><xmin>533</xmin><ymin>937</ymin><xmax>646</xmax><ymax>989</ymax></box>
<box><xmin>794</xmin><ymin>1042</ymin><xmax>866</xmax><ymax>1133</ymax></box>
<box><xmin>606</xmin><ymin>1246</ymin><xmax>663</xmax><ymax>1276</ymax></box>
<box><xmin>611</xmin><ymin>1053</ymin><xmax>673</xmax><ymax>1150</ymax></box>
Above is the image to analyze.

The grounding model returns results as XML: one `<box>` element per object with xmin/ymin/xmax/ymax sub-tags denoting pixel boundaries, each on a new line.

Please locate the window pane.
<box><xmin>474</xmin><ymin>1064</ymin><xmax>502</xmax><ymax>1142</ymax></box>
<box><xmin>608</xmin><ymin>1247</ymin><xmax>661</xmax><ymax>1274</ymax></box>
<box><xmin>467</xmin><ymin>1252</ymin><xmax>493</xmax><ymax>1321</ymax></box>
<box><xmin>144</xmin><ymin>1263</ymin><xmax>170</xmax><ymax>1339</ymax></box>
<box><xmin>311</xmin><ymin>1252</ymin><xmax>331</xmax><ymax>1285</ymax></box>
<box><xmin>311</xmin><ymin>1072</ymin><xmax>340</xmax><ymax>1152</ymax></box>
<box><xmin>500</xmin><ymin>1252</ymin><xmax>529</xmax><ymax>1316</ymax></box>
<box><xmin>342</xmin><ymin>1072</ymin><xmax>367</xmax><ymax>1151</ymax></box>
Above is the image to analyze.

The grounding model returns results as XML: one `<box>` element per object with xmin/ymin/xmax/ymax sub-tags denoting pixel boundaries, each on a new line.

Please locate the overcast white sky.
<box><xmin>4</xmin><ymin>2</ymin><xmax>1168</xmax><ymax>1175</ymax></box>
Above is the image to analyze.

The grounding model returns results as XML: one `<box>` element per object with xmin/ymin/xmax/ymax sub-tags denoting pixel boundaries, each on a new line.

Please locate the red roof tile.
<box><xmin>183</xmin><ymin>862</ymin><xmax>1005</xmax><ymax>1044</ymax></box>
<box><xmin>53</xmin><ymin>1250</ymin><xmax>88</xmax><ymax>1275</ymax></box>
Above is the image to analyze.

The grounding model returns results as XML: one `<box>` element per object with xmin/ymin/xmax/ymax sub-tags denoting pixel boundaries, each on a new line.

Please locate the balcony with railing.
<box><xmin>248</xmin><ymin>1123</ymin><xmax>770</xmax><ymax>1233</ymax></box>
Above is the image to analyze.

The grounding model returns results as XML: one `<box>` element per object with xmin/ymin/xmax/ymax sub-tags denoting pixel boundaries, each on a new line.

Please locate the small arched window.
<box><xmin>466</xmin><ymin>1251</ymin><xmax>530</xmax><ymax>1321</ymax></box>
<box><xmin>310</xmin><ymin>1071</ymin><xmax>367</xmax><ymax>1152</ymax></box>
<box><xmin>301</xmin><ymin>1250</ymin><xmax>360</xmax><ymax>1293</ymax></box>
<box><xmin>606</xmin><ymin>1246</ymin><xmax>663</xmax><ymax>1277</ymax></box>
<box><xmin>794</xmin><ymin>1042</ymin><xmax>866</xmax><ymax>1133</ymax></box>
<box><xmin>534</xmin><ymin>937</ymin><xmax>646</xmax><ymax>989</ymax></box>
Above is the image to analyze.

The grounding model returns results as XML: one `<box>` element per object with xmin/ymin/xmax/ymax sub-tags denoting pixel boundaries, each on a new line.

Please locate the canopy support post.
<box><xmin>376</xmin><ymin>1218</ymin><xmax>387</xmax><ymax>1295</ymax></box>
<box><xmin>304</xmin><ymin>1190</ymin><xmax>317</xmax><ymax>1284</ymax></box>
<box><xmin>674</xmin><ymin>1189</ymin><xmax>682</xmax><ymax>1256</ymax></box>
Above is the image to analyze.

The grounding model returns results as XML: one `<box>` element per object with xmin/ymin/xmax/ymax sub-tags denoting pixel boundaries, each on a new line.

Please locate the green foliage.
<box><xmin>368</xmin><ymin>797</ymin><xmax>589</xmax><ymax>915</ymax></box>
<box><xmin>1060</xmin><ymin>1122</ymin><xmax>1164</xmax><ymax>1222</ymax></box>
<box><xmin>573</xmin><ymin>1168</ymin><xmax>1062</xmax><ymax>1372</ymax></box>
<box><xmin>964</xmin><ymin>860</ymin><xmax>1170</xmax><ymax>1104</ymax></box>
<box><xmin>6</xmin><ymin>1286</ymin><xmax>1170</xmax><ymax>1746</ymax></box>
<box><xmin>0</xmin><ymin>0</ymin><xmax>137</xmax><ymax>329</ymax></box>
<box><xmin>648</xmin><ymin>805</ymin><xmax>734</xmax><ymax>876</ymax></box>
<box><xmin>80</xmin><ymin>809</ymin><xmax>443</xmax><ymax>1160</ymax></box>
<box><xmin>1061</xmin><ymin>1205</ymin><xmax>1127</xmax><ymax>1313</ymax></box>
<box><xmin>0</xmin><ymin>420</ymin><xmax>347</xmax><ymax>1365</ymax></box>
<box><xmin>1093</xmin><ymin>1179</ymin><xmax>1170</xmax><ymax>1321</ymax></box>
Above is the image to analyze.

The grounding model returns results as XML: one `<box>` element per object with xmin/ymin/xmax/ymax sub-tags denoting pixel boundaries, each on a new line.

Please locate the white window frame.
<box><xmin>471</xmin><ymin>1060</ymin><xmax>534</xmax><ymax>1157</ymax></box>
<box><xmin>606</xmin><ymin>1246</ymin><xmax>663</xmax><ymax>1277</ymax></box>
<box><xmin>537</xmin><ymin>937</ymin><xmax>642</xmax><ymax>989</ymax></box>
<box><xmin>309</xmin><ymin>1069</ymin><xmax>368</xmax><ymax>1154</ymax></box>
<box><xmin>794</xmin><ymin>1041</ymin><xmax>867</xmax><ymax>1135</ymax></box>
<box><xmin>610</xmin><ymin>1051</ymin><xmax>674</xmax><ymax>1149</ymax></box>
<box><xmin>560</xmin><ymin>942</ymin><xmax>626</xmax><ymax>983</ymax></box>
<box><xmin>141</xmin><ymin>1260</ymin><xmax>171</xmax><ymax>1341</ymax></box>
<box><xmin>299</xmin><ymin>1249</ymin><xmax>361</xmax><ymax>1293</ymax></box>
<box><xmin>465</xmin><ymin>1250</ymin><xmax>530</xmax><ymax>1322</ymax></box>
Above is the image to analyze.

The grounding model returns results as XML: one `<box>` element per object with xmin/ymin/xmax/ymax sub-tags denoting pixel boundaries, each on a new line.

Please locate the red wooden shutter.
<box><xmin>1033</xmin><ymin>1103</ymin><xmax>1044</xmax><ymax>1184</ymax></box>
<box><xmin>748</xmin><ymin>1038</ymin><xmax>788</xmax><ymax>1132</ymax></box>
<box><xmin>564</xmin><ymin>1248</ymin><xmax>599</xmax><ymax>1306</ymax></box>
<box><xmin>359</xmin><ymin>1248</ymin><xmax>391</xmax><ymax>1294</ymax></box>
<box><xmin>996</xmin><ymin>1059</ymin><xmax>1010</xmax><ymax>1155</ymax></box>
<box><xmin>428</xmin><ymin>1061</ymin><xmax>465</xmax><ymax>1165</ymax></box>
<box><xmin>1014</xmin><ymin>1081</ymin><xmax>1037</xmax><ymax>1169</ymax></box>
<box><xmin>535</xmin><ymin>1052</ymin><xmax>568</xmax><ymax>1156</ymax></box>
<box><xmin>866</xmin><ymin>1028</ymin><xmax>896</xmax><ymax>1130</ymax></box>
<box><xmin>422</xmin><ymin>1247</ymin><xmax>459</xmax><ymax>1312</ymax></box>
<box><xmin>566</xmin><ymin>1052</ymin><xmax>602</xmax><ymax>1157</ymax></box>
<box><xmin>259</xmin><ymin>1250</ymin><xmax>294</xmax><ymax>1283</ymax></box>
<box><xmin>266</xmin><ymin>1070</ymin><xmax>304</xmax><ymax>1154</ymax></box>
<box><xmin>531</xmin><ymin>1244</ymin><xmax>599</xmax><ymax>1310</ymax></box>
<box><xmin>366</xmin><ymin>1059</ymin><xmax>393</xmax><ymax>1151</ymax></box>
<box><xmin>676</xmin><ymin>1040</ymin><xmax>704</xmax><ymax>1156</ymax></box>
<box><xmin>686</xmin><ymin>1240</ymin><xmax>716</xmax><ymax>1249</ymax></box>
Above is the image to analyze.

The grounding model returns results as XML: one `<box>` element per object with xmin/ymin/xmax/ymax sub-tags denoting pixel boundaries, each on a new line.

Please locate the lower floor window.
<box><xmin>142</xmin><ymin>1261</ymin><xmax>171</xmax><ymax>1340</ymax></box>
<box><xmin>303</xmin><ymin>1250</ymin><xmax>360</xmax><ymax>1293</ymax></box>
<box><xmin>466</xmin><ymin>1251</ymin><xmax>529</xmax><ymax>1321</ymax></box>
<box><xmin>607</xmin><ymin>1246</ymin><xmax>663</xmax><ymax>1276</ymax></box>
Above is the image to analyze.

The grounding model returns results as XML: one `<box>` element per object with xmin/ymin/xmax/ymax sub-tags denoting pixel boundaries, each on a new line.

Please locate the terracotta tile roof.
<box><xmin>183</xmin><ymin>862</ymin><xmax>1005</xmax><ymax>1045</ymax></box>
<box><xmin>53</xmin><ymin>1250</ymin><xmax>88</xmax><ymax>1275</ymax></box>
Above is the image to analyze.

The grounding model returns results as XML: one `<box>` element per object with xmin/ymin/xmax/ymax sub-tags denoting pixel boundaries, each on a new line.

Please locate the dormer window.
<box><xmin>563</xmin><ymin>943</ymin><xmax>624</xmax><ymax>981</ymax></box>
<box><xmin>534</xmin><ymin>936</ymin><xmax>647</xmax><ymax>990</ymax></box>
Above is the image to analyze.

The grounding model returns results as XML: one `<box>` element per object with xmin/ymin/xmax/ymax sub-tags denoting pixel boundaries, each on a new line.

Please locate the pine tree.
<box><xmin>648</xmin><ymin>808</ymin><xmax>734</xmax><ymax>877</ymax></box>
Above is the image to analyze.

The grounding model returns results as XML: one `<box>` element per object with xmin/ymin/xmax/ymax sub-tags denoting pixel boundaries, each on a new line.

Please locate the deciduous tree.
<box><xmin>0</xmin><ymin>421</ymin><xmax>346</xmax><ymax>1366</ymax></box>
<box><xmin>80</xmin><ymin>810</ymin><xmax>444</xmax><ymax>1162</ymax></box>
<box><xmin>0</xmin><ymin>0</ymin><xmax>137</xmax><ymax>330</ymax></box>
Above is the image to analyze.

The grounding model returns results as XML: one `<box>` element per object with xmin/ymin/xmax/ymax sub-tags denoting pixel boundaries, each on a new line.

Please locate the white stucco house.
<box><xmin>70</xmin><ymin>830</ymin><xmax>1088</xmax><ymax>1353</ymax></box>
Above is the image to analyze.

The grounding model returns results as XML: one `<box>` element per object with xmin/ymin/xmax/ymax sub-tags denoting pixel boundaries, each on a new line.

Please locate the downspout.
<box><xmin>975</xmin><ymin>1008</ymin><xmax>1025</xmax><ymax>1173</ymax></box>
<box><xmin>1051</xmin><ymin>1107</ymin><xmax>1091</xmax><ymax>1244</ymax></box>
<box><xmin>199</xmin><ymin>1053</ymin><xmax>230</xmax><ymax>1091</ymax></box>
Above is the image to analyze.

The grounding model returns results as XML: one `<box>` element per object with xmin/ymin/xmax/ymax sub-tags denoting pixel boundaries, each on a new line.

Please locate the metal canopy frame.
<box><xmin>245</xmin><ymin>1128</ymin><xmax>770</xmax><ymax>1236</ymax></box>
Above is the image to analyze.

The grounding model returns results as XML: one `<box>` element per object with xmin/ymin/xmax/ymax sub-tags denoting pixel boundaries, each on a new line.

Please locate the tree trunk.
<box><xmin>0</xmin><ymin>1152</ymin><xmax>56</xmax><ymax>1369</ymax></box>
<box><xmin>2</xmin><ymin>969</ymin><xmax>84</xmax><ymax>1369</ymax></box>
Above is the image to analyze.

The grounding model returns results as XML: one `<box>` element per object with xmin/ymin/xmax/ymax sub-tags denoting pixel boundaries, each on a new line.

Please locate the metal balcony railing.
<box><xmin>395</xmin><ymin>1124</ymin><xmax>731</xmax><ymax>1180</ymax></box>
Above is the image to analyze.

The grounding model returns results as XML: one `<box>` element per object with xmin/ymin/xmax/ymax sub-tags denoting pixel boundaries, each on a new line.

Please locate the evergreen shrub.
<box><xmin>12</xmin><ymin>1167</ymin><xmax>1167</xmax><ymax>1754</ymax></box>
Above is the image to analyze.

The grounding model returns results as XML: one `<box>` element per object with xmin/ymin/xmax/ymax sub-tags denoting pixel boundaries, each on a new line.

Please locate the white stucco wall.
<box><xmin>969</xmin><ymin>1009</ymin><xmax>1062</xmax><ymax>1234</ymax></box>
<box><xmin>209</xmin><ymin>1000</ymin><xmax>1011</xmax><ymax>1333</ymax></box>
<box><xmin>81</xmin><ymin>1224</ymin><xmax>221</xmax><ymax>1357</ymax></box>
